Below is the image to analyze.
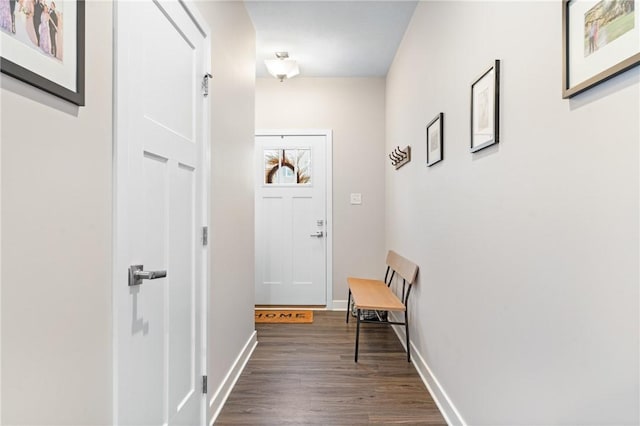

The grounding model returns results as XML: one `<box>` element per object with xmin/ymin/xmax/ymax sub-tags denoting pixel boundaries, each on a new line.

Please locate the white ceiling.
<box><xmin>245</xmin><ymin>1</ymin><xmax>418</xmax><ymax>78</ymax></box>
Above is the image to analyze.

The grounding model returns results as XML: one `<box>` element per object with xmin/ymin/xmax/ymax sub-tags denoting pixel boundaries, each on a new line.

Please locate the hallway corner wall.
<box><xmin>255</xmin><ymin>77</ymin><xmax>387</xmax><ymax>306</ymax></box>
<box><xmin>194</xmin><ymin>1</ymin><xmax>257</xmax><ymax>422</ymax></box>
<box><xmin>386</xmin><ymin>1</ymin><xmax>639</xmax><ymax>425</ymax></box>
<box><xmin>0</xmin><ymin>1</ymin><xmax>114</xmax><ymax>424</ymax></box>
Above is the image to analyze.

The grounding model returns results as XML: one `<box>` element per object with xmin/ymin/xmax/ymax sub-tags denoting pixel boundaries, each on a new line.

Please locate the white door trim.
<box><xmin>195</xmin><ymin>5</ymin><xmax>213</xmax><ymax>426</ymax></box>
<box><xmin>255</xmin><ymin>129</ymin><xmax>333</xmax><ymax>309</ymax></box>
<box><xmin>189</xmin><ymin>4</ymin><xmax>211</xmax><ymax>426</ymax></box>
<box><xmin>192</xmin><ymin>0</ymin><xmax>212</xmax><ymax>426</ymax></box>
<box><xmin>112</xmin><ymin>1</ymin><xmax>211</xmax><ymax>424</ymax></box>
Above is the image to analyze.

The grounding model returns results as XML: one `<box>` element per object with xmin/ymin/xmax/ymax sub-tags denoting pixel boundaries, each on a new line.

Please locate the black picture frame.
<box><xmin>562</xmin><ymin>0</ymin><xmax>639</xmax><ymax>99</ymax></box>
<box><xmin>1</xmin><ymin>0</ymin><xmax>85</xmax><ymax>106</ymax></box>
<box><xmin>470</xmin><ymin>59</ymin><xmax>500</xmax><ymax>153</ymax></box>
<box><xmin>426</xmin><ymin>112</ymin><xmax>443</xmax><ymax>167</ymax></box>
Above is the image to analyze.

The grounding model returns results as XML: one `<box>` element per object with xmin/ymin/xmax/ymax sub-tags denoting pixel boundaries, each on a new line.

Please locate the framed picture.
<box><xmin>563</xmin><ymin>0</ymin><xmax>639</xmax><ymax>99</ymax></box>
<box><xmin>470</xmin><ymin>60</ymin><xmax>500</xmax><ymax>153</ymax></box>
<box><xmin>426</xmin><ymin>112</ymin><xmax>443</xmax><ymax>166</ymax></box>
<box><xmin>0</xmin><ymin>0</ymin><xmax>85</xmax><ymax>106</ymax></box>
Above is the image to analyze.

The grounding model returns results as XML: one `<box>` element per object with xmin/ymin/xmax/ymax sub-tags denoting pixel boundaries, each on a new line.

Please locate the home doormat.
<box><xmin>255</xmin><ymin>310</ymin><xmax>314</xmax><ymax>324</ymax></box>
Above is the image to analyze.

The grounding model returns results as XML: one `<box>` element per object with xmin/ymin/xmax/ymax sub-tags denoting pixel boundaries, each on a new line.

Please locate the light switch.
<box><xmin>350</xmin><ymin>193</ymin><xmax>362</xmax><ymax>205</ymax></box>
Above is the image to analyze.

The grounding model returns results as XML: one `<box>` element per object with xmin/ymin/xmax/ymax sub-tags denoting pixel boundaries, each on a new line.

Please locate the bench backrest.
<box><xmin>386</xmin><ymin>250</ymin><xmax>418</xmax><ymax>285</ymax></box>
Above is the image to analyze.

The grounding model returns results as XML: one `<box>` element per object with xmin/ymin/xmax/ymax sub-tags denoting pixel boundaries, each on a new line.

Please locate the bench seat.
<box><xmin>346</xmin><ymin>250</ymin><xmax>419</xmax><ymax>363</ymax></box>
<box><xmin>347</xmin><ymin>277</ymin><xmax>405</xmax><ymax>311</ymax></box>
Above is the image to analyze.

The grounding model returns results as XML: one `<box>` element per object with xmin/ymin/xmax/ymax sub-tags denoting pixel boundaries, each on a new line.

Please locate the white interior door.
<box><xmin>255</xmin><ymin>133</ymin><xmax>329</xmax><ymax>305</ymax></box>
<box><xmin>114</xmin><ymin>1</ymin><xmax>209</xmax><ymax>425</ymax></box>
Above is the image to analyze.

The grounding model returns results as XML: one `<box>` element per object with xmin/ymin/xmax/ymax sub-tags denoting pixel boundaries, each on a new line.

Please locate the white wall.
<box><xmin>1</xmin><ymin>2</ymin><xmax>114</xmax><ymax>424</ymax></box>
<box><xmin>1</xmin><ymin>1</ymin><xmax>256</xmax><ymax>424</ymax></box>
<box><xmin>255</xmin><ymin>77</ymin><xmax>387</xmax><ymax>305</ymax></box>
<box><xmin>386</xmin><ymin>2</ymin><xmax>639</xmax><ymax>425</ymax></box>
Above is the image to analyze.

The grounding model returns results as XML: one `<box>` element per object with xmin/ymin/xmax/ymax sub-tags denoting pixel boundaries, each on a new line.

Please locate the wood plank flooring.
<box><xmin>215</xmin><ymin>311</ymin><xmax>447</xmax><ymax>425</ymax></box>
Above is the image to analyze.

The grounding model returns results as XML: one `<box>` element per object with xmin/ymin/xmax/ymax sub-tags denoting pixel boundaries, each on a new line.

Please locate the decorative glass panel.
<box><xmin>280</xmin><ymin>150</ymin><xmax>297</xmax><ymax>184</ymax></box>
<box><xmin>297</xmin><ymin>149</ymin><xmax>311</xmax><ymax>184</ymax></box>
<box><xmin>263</xmin><ymin>148</ymin><xmax>312</xmax><ymax>185</ymax></box>
<box><xmin>264</xmin><ymin>149</ymin><xmax>280</xmax><ymax>184</ymax></box>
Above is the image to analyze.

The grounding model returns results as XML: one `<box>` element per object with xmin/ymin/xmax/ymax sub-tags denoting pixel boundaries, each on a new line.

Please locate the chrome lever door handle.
<box><xmin>136</xmin><ymin>270</ymin><xmax>167</xmax><ymax>280</ymax></box>
<box><xmin>310</xmin><ymin>231</ymin><xmax>324</xmax><ymax>238</ymax></box>
<box><xmin>128</xmin><ymin>264</ymin><xmax>167</xmax><ymax>286</ymax></box>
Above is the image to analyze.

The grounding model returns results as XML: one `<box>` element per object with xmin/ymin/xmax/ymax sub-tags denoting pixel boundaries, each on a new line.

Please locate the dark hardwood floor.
<box><xmin>215</xmin><ymin>311</ymin><xmax>447</xmax><ymax>425</ymax></box>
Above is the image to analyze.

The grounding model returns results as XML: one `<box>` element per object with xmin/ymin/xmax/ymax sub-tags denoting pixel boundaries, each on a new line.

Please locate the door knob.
<box><xmin>310</xmin><ymin>231</ymin><xmax>324</xmax><ymax>238</ymax></box>
<box><xmin>128</xmin><ymin>264</ymin><xmax>167</xmax><ymax>286</ymax></box>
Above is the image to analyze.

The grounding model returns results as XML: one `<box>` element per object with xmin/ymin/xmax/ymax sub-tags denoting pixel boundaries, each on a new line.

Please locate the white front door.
<box><xmin>255</xmin><ymin>133</ymin><xmax>330</xmax><ymax>305</ymax></box>
<box><xmin>114</xmin><ymin>1</ymin><xmax>209</xmax><ymax>425</ymax></box>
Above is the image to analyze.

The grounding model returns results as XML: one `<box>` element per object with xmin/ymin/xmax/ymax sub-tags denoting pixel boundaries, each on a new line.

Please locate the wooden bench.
<box><xmin>346</xmin><ymin>250</ymin><xmax>419</xmax><ymax>363</ymax></box>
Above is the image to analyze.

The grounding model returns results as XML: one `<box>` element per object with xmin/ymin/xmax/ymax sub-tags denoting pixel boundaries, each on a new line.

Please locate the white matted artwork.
<box><xmin>563</xmin><ymin>0</ymin><xmax>639</xmax><ymax>98</ymax></box>
<box><xmin>0</xmin><ymin>0</ymin><xmax>84</xmax><ymax>105</ymax></box>
<box><xmin>470</xmin><ymin>60</ymin><xmax>500</xmax><ymax>153</ymax></box>
<box><xmin>426</xmin><ymin>112</ymin><xmax>443</xmax><ymax>167</ymax></box>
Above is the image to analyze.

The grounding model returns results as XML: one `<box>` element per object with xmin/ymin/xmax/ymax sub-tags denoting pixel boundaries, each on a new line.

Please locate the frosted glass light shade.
<box><xmin>264</xmin><ymin>59</ymin><xmax>300</xmax><ymax>80</ymax></box>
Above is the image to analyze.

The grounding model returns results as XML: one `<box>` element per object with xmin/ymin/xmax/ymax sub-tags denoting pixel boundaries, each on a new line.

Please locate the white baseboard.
<box><xmin>388</xmin><ymin>313</ymin><xmax>466</xmax><ymax>426</ymax></box>
<box><xmin>208</xmin><ymin>330</ymin><xmax>258</xmax><ymax>425</ymax></box>
<box><xmin>332</xmin><ymin>299</ymin><xmax>348</xmax><ymax>311</ymax></box>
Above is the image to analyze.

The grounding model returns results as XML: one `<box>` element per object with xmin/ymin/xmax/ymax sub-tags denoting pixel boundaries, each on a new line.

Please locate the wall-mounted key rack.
<box><xmin>389</xmin><ymin>145</ymin><xmax>411</xmax><ymax>170</ymax></box>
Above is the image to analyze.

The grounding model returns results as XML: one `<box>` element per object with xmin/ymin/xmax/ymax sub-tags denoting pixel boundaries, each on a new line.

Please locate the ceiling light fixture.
<box><xmin>264</xmin><ymin>52</ymin><xmax>300</xmax><ymax>82</ymax></box>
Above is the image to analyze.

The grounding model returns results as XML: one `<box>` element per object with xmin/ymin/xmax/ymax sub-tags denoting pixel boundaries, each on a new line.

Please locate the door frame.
<box><xmin>112</xmin><ymin>1</ymin><xmax>211</xmax><ymax>424</ymax></box>
<box><xmin>255</xmin><ymin>129</ymin><xmax>334</xmax><ymax>308</ymax></box>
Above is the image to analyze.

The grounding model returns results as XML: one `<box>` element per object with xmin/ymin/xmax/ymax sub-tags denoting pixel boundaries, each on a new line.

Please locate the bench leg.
<box><xmin>346</xmin><ymin>290</ymin><xmax>351</xmax><ymax>323</ymax></box>
<box><xmin>355</xmin><ymin>308</ymin><xmax>361</xmax><ymax>363</ymax></box>
<box><xmin>405</xmin><ymin>310</ymin><xmax>411</xmax><ymax>363</ymax></box>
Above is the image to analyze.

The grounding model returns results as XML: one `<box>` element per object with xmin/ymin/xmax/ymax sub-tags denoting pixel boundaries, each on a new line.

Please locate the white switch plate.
<box><xmin>350</xmin><ymin>193</ymin><xmax>362</xmax><ymax>205</ymax></box>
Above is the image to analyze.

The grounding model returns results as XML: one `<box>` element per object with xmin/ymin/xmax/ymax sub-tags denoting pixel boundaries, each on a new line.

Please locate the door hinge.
<box><xmin>202</xmin><ymin>226</ymin><xmax>208</xmax><ymax>246</ymax></box>
<box><xmin>202</xmin><ymin>73</ymin><xmax>212</xmax><ymax>97</ymax></box>
<box><xmin>202</xmin><ymin>375</ymin><xmax>208</xmax><ymax>394</ymax></box>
